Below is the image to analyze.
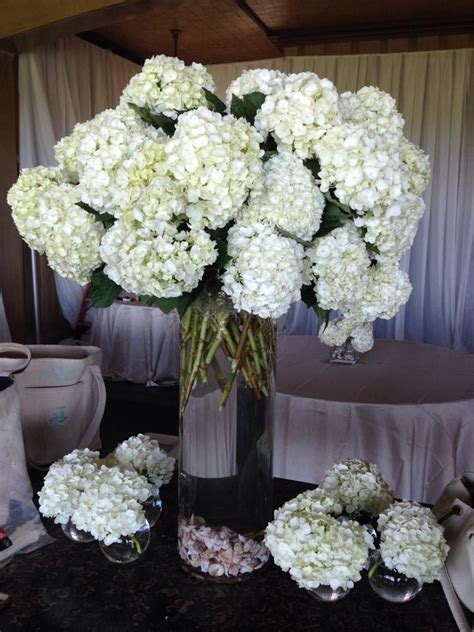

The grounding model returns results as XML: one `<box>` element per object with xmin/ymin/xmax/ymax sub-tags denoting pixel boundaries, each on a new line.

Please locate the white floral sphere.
<box><xmin>100</xmin><ymin>219</ymin><xmax>217</xmax><ymax>298</ymax></box>
<box><xmin>241</xmin><ymin>152</ymin><xmax>325</xmax><ymax>240</ymax></box>
<box><xmin>254</xmin><ymin>72</ymin><xmax>341</xmax><ymax>159</ymax></box>
<box><xmin>121</xmin><ymin>176</ymin><xmax>186</xmax><ymax>232</ymax></box>
<box><xmin>225</xmin><ymin>68</ymin><xmax>284</xmax><ymax>106</ymax></box>
<box><xmin>112</xmin><ymin>434</ymin><xmax>175</xmax><ymax>487</ymax></box>
<box><xmin>340</xmin><ymin>86</ymin><xmax>405</xmax><ymax>139</ymax></box>
<box><xmin>400</xmin><ymin>140</ymin><xmax>431</xmax><ymax>195</ymax></box>
<box><xmin>315</xmin><ymin>123</ymin><xmax>407</xmax><ymax>211</ymax></box>
<box><xmin>7</xmin><ymin>166</ymin><xmax>65</xmax><ymax>252</ymax></box>
<box><xmin>120</xmin><ymin>55</ymin><xmax>214</xmax><ymax>118</ymax></box>
<box><xmin>320</xmin><ymin>458</ymin><xmax>394</xmax><ymax>516</ymax></box>
<box><xmin>350</xmin><ymin>262</ymin><xmax>412</xmax><ymax>321</ymax></box>
<box><xmin>319</xmin><ymin>317</ymin><xmax>374</xmax><ymax>353</ymax></box>
<box><xmin>308</xmin><ymin>223</ymin><xmax>371</xmax><ymax>312</ymax></box>
<box><xmin>165</xmin><ymin>107</ymin><xmax>263</xmax><ymax>229</ymax></box>
<box><xmin>39</xmin><ymin>183</ymin><xmax>105</xmax><ymax>283</ymax></box>
<box><xmin>55</xmin><ymin>108</ymin><xmax>167</xmax><ymax>216</ymax></box>
<box><xmin>222</xmin><ymin>223</ymin><xmax>304</xmax><ymax>318</ymax></box>
<box><xmin>377</xmin><ymin>501</ymin><xmax>449</xmax><ymax>583</ymax></box>
<box><xmin>265</xmin><ymin>509</ymin><xmax>374</xmax><ymax>591</ymax></box>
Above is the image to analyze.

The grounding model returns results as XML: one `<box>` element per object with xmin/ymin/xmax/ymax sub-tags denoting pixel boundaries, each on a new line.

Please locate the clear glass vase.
<box><xmin>99</xmin><ymin>521</ymin><xmax>151</xmax><ymax>564</ymax></box>
<box><xmin>143</xmin><ymin>484</ymin><xmax>162</xmax><ymax>528</ymax></box>
<box><xmin>61</xmin><ymin>519</ymin><xmax>95</xmax><ymax>543</ymax></box>
<box><xmin>307</xmin><ymin>585</ymin><xmax>352</xmax><ymax>602</ymax></box>
<box><xmin>178</xmin><ymin>297</ymin><xmax>275</xmax><ymax>582</ymax></box>
<box><xmin>330</xmin><ymin>339</ymin><xmax>359</xmax><ymax>364</ymax></box>
<box><xmin>369</xmin><ymin>555</ymin><xmax>423</xmax><ymax>603</ymax></box>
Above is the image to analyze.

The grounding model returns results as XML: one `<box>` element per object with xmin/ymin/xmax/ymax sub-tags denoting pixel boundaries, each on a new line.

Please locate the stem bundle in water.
<box><xmin>179</xmin><ymin>299</ymin><xmax>275</xmax><ymax>415</ymax></box>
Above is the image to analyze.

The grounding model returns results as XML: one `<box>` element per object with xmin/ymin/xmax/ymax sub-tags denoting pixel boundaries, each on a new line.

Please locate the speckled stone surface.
<box><xmin>0</xmin><ymin>479</ymin><xmax>460</xmax><ymax>632</ymax></box>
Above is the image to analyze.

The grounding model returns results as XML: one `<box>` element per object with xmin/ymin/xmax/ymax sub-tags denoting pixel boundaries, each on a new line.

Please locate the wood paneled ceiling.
<box><xmin>85</xmin><ymin>0</ymin><xmax>474</xmax><ymax>65</ymax></box>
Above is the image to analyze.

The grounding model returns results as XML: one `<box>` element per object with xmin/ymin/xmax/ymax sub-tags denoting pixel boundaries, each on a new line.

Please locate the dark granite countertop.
<box><xmin>0</xmin><ymin>478</ymin><xmax>459</xmax><ymax>632</ymax></box>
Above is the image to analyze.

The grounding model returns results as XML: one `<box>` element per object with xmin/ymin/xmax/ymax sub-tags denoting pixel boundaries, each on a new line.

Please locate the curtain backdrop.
<box><xmin>208</xmin><ymin>50</ymin><xmax>474</xmax><ymax>352</ymax></box>
<box><xmin>18</xmin><ymin>37</ymin><xmax>139</xmax><ymax>327</ymax></box>
<box><xmin>19</xmin><ymin>40</ymin><xmax>473</xmax><ymax>351</ymax></box>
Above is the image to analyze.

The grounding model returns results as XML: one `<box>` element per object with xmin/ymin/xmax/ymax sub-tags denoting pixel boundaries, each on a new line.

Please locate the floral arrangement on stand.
<box><xmin>265</xmin><ymin>458</ymin><xmax>448</xmax><ymax>602</ymax></box>
<box><xmin>38</xmin><ymin>437</ymin><xmax>175</xmax><ymax>563</ymax></box>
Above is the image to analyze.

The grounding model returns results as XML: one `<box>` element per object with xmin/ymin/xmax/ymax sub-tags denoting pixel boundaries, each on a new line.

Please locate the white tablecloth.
<box><xmin>275</xmin><ymin>337</ymin><xmax>474</xmax><ymax>503</ymax></box>
<box><xmin>0</xmin><ymin>292</ymin><xmax>11</xmax><ymax>342</ymax></box>
<box><xmin>90</xmin><ymin>302</ymin><xmax>179</xmax><ymax>386</ymax></box>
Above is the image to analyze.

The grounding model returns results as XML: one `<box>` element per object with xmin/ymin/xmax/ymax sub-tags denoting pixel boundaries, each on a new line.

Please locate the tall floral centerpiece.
<box><xmin>8</xmin><ymin>56</ymin><xmax>429</xmax><ymax>580</ymax></box>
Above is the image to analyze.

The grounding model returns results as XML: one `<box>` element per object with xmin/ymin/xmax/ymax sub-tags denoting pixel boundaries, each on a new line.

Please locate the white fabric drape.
<box><xmin>18</xmin><ymin>37</ymin><xmax>139</xmax><ymax>327</ymax></box>
<box><xmin>209</xmin><ymin>50</ymin><xmax>474</xmax><ymax>352</ymax></box>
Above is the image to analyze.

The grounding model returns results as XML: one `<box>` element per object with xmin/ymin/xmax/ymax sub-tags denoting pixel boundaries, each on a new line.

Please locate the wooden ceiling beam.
<box><xmin>0</xmin><ymin>0</ymin><xmax>159</xmax><ymax>54</ymax></box>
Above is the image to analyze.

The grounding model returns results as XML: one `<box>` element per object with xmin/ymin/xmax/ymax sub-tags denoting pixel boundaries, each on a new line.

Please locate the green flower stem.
<box><xmin>180</xmin><ymin>312</ymin><xmax>209</xmax><ymax>415</ymax></box>
<box><xmin>211</xmin><ymin>356</ymin><xmax>227</xmax><ymax>392</ymax></box>
<box><xmin>130</xmin><ymin>534</ymin><xmax>143</xmax><ymax>556</ymax></box>
<box><xmin>247</xmin><ymin>325</ymin><xmax>261</xmax><ymax>376</ymax></box>
<box><xmin>276</xmin><ymin>226</ymin><xmax>314</xmax><ymax>248</ymax></box>
<box><xmin>204</xmin><ymin>313</ymin><xmax>228</xmax><ymax>365</ymax></box>
<box><xmin>324</xmin><ymin>191</ymin><xmax>353</xmax><ymax>215</ymax></box>
<box><xmin>219</xmin><ymin>312</ymin><xmax>252</xmax><ymax>409</ymax></box>
<box><xmin>368</xmin><ymin>557</ymin><xmax>382</xmax><ymax>579</ymax></box>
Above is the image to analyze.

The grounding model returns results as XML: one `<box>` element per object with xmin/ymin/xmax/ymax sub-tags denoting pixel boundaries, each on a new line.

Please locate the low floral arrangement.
<box><xmin>375</xmin><ymin>500</ymin><xmax>449</xmax><ymax>583</ymax></box>
<box><xmin>265</xmin><ymin>505</ymin><xmax>374</xmax><ymax>591</ymax></box>
<box><xmin>7</xmin><ymin>55</ymin><xmax>430</xmax><ymax>411</ymax></box>
<box><xmin>265</xmin><ymin>459</ymin><xmax>448</xmax><ymax>597</ymax></box>
<box><xmin>39</xmin><ymin>437</ymin><xmax>175</xmax><ymax>550</ymax></box>
<box><xmin>320</xmin><ymin>458</ymin><xmax>394</xmax><ymax>517</ymax></box>
<box><xmin>111</xmin><ymin>433</ymin><xmax>175</xmax><ymax>487</ymax></box>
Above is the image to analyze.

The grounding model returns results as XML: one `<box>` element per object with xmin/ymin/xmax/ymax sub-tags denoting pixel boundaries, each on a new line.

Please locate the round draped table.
<box><xmin>274</xmin><ymin>336</ymin><xmax>474</xmax><ymax>504</ymax></box>
<box><xmin>90</xmin><ymin>301</ymin><xmax>179</xmax><ymax>386</ymax></box>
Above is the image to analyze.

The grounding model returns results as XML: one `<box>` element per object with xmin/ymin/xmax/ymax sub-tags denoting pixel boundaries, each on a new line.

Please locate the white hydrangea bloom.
<box><xmin>55</xmin><ymin>108</ymin><xmax>167</xmax><ymax>215</ymax></box>
<box><xmin>122</xmin><ymin>176</ymin><xmax>186</xmax><ymax>233</ymax></box>
<box><xmin>350</xmin><ymin>262</ymin><xmax>412</xmax><ymax>321</ymax></box>
<box><xmin>112</xmin><ymin>434</ymin><xmax>175</xmax><ymax>487</ymax></box>
<box><xmin>320</xmin><ymin>458</ymin><xmax>394</xmax><ymax>516</ymax></box>
<box><xmin>265</xmin><ymin>509</ymin><xmax>374</xmax><ymax>591</ymax></box>
<box><xmin>225</xmin><ymin>68</ymin><xmax>284</xmax><ymax>107</ymax></box>
<box><xmin>378</xmin><ymin>501</ymin><xmax>449</xmax><ymax>583</ymax></box>
<box><xmin>38</xmin><ymin>449</ymin><xmax>101</xmax><ymax>524</ymax></box>
<box><xmin>7</xmin><ymin>166</ymin><xmax>65</xmax><ymax>252</ymax></box>
<box><xmin>354</xmin><ymin>193</ymin><xmax>425</xmax><ymax>259</ymax></box>
<box><xmin>100</xmin><ymin>219</ymin><xmax>217</xmax><ymax>297</ymax></box>
<box><xmin>274</xmin><ymin>488</ymin><xmax>343</xmax><ymax>520</ymax></box>
<box><xmin>71</xmin><ymin>466</ymin><xmax>151</xmax><ymax>545</ymax></box>
<box><xmin>255</xmin><ymin>72</ymin><xmax>341</xmax><ymax>159</ymax></box>
<box><xmin>241</xmin><ymin>152</ymin><xmax>325</xmax><ymax>240</ymax></box>
<box><xmin>319</xmin><ymin>317</ymin><xmax>374</xmax><ymax>353</ymax></box>
<box><xmin>340</xmin><ymin>86</ymin><xmax>405</xmax><ymax>139</ymax></box>
<box><xmin>400</xmin><ymin>140</ymin><xmax>431</xmax><ymax>195</ymax></box>
<box><xmin>120</xmin><ymin>55</ymin><xmax>215</xmax><ymax>118</ymax></box>
<box><xmin>315</xmin><ymin>123</ymin><xmax>407</xmax><ymax>211</ymax></box>
<box><xmin>308</xmin><ymin>224</ymin><xmax>371</xmax><ymax>312</ymax></box>
<box><xmin>165</xmin><ymin>107</ymin><xmax>263</xmax><ymax>229</ymax></box>
<box><xmin>39</xmin><ymin>183</ymin><xmax>105</xmax><ymax>283</ymax></box>
<box><xmin>222</xmin><ymin>223</ymin><xmax>304</xmax><ymax>318</ymax></box>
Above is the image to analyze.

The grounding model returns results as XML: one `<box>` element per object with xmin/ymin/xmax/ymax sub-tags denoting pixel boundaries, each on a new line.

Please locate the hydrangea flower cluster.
<box><xmin>8</xmin><ymin>55</ymin><xmax>429</xmax><ymax>350</ymax></box>
<box><xmin>38</xmin><ymin>439</ymin><xmax>174</xmax><ymax>546</ymax></box>
<box><xmin>112</xmin><ymin>434</ymin><xmax>175</xmax><ymax>487</ymax></box>
<box><xmin>319</xmin><ymin>317</ymin><xmax>374</xmax><ymax>353</ymax></box>
<box><xmin>242</xmin><ymin>152</ymin><xmax>325</xmax><ymax>240</ymax></box>
<box><xmin>377</xmin><ymin>501</ymin><xmax>449</xmax><ymax>583</ymax></box>
<box><xmin>320</xmin><ymin>458</ymin><xmax>394</xmax><ymax>516</ymax></box>
<box><xmin>265</xmin><ymin>507</ymin><xmax>374</xmax><ymax>591</ymax></box>
<box><xmin>120</xmin><ymin>55</ymin><xmax>215</xmax><ymax>118</ymax></box>
<box><xmin>222</xmin><ymin>223</ymin><xmax>304</xmax><ymax>318</ymax></box>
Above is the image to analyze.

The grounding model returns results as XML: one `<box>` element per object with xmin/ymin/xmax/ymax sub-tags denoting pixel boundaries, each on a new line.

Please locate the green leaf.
<box><xmin>90</xmin><ymin>268</ymin><xmax>122</xmax><ymax>308</ymax></box>
<box><xmin>203</xmin><ymin>88</ymin><xmax>226</xmax><ymax>114</ymax></box>
<box><xmin>145</xmin><ymin>293</ymin><xmax>197</xmax><ymax>318</ymax></box>
<box><xmin>260</xmin><ymin>133</ymin><xmax>277</xmax><ymax>153</ymax></box>
<box><xmin>303</xmin><ymin>157</ymin><xmax>321</xmax><ymax>180</ymax></box>
<box><xmin>300</xmin><ymin>284</ymin><xmax>330</xmax><ymax>328</ymax></box>
<box><xmin>127</xmin><ymin>102</ymin><xmax>176</xmax><ymax>136</ymax></box>
<box><xmin>230</xmin><ymin>91</ymin><xmax>265</xmax><ymax>124</ymax></box>
<box><xmin>207</xmin><ymin>222</ymin><xmax>233</xmax><ymax>271</ymax></box>
<box><xmin>76</xmin><ymin>202</ymin><xmax>116</xmax><ymax>229</ymax></box>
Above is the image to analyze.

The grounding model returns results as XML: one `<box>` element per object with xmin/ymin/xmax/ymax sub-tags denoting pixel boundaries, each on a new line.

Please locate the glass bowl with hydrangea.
<box><xmin>8</xmin><ymin>55</ymin><xmax>430</xmax><ymax>581</ymax></box>
<box><xmin>369</xmin><ymin>500</ymin><xmax>449</xmax><ymax>602</ymax></box>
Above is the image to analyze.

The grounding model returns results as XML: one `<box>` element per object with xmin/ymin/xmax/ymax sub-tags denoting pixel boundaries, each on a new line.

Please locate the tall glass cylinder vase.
<box><xmin>178</xmin><ymin>295</ymin><xmax>275</xmax><ymax>582</ymax></box>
